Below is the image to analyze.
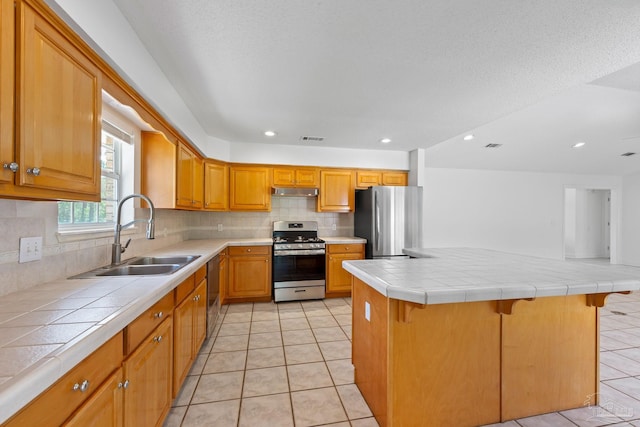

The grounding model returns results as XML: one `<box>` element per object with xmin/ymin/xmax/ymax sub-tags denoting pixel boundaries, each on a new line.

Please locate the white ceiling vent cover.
<box><xmin>485</xmin><ymin>143</ymin><xmax>502</xmax><ymax>148</ymax></box>
<box><xmin>621</xmin><ymin>152</ymin><xmax>636</xmax><ymax>157</ymax></box>
<box><xmin>299</xmin><ymin>136</ymin><xmax>325</xmax><ymax>142</ymax></box>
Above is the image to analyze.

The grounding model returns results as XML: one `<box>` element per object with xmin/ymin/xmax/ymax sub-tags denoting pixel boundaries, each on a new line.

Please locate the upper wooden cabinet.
<box><xmin>141</xmin><ymin>132</ymin><xmax>204</xmax><ymax>210</ymax></box>
<box><xmin>0</xmin><ymin>0</ymin><xmax>101</xmax><ymax>201</ymax></box>
<box><xmin>176</xmin><ymin>141</ymin><xmax>203</xmax><ymax>209</ymax></box>
<box><xmin>355</xmin><ymin>170</ymin><xmax>408</xmax><ymax>189</ymax></box>
<box><xmin>318</xmin><ymin>169</ymin><xmax>354</xmax><ymax>212</ymax></box>
<box><xmin>229</xmin><ymin>165</ymin><xmax>272</xmax><ymax>211</ymax></box>
<box><xmin>273</xmin><ymin>167</ymin><xmax>319</xmax><ymax>187</ymax></box>
<box><xmin>204</xmin><ymin>160</ymin><xmax>229</xmax><ymax>211</ymax></box>
<box><xmin>0</xmin><ymin>0</ymin><xmax>13</xmax><ymax>188</ymax></box>
<box><xmin>141</xmin><ymin>131</ymin><xmax>176</xmax><ymax>208</ymax></box>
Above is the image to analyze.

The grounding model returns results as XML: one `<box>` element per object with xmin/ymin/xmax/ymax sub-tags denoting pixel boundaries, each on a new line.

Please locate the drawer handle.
<box><xmin>153</xmin><ymin>335</ymin><xmax>163</xmax><ymax>343</ymax></box>
<box><xmin>294</xmin><ymin>289</ymin><xmax>306</xmax><ymax>293</ymax></box>
<box><xmin>72</xmin><ymin>379</ymin><xmax>90</xmax><ymax>393</ymax></box>
<box><xmin>154</xmin><ymin>311</ymin><xmax>164</xmax><ymax>319</ymax></box>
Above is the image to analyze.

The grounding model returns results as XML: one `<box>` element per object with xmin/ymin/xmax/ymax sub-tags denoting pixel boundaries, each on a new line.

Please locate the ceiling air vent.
<box><xmin>299</xmin><ymin>136</ymin><xmax>325</xmax><ymax>142</ymax></box>
<box><xmin>485</xmin><ymin>143</ymin><xmax>502</xmax><ymax>148</ymax></box>
<box><xmin>621</xmin><ymin>152</ymin><xmax>636</xmax><ymax>157</ymax></box>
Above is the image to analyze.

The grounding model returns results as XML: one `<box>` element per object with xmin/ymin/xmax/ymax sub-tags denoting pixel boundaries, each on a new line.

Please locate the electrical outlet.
<box><xmin>365</xmin><ymin>301</ymin><xmax>371</xmax><ymax>321</ymax></box>
<box><xmin>217</xmin><ymin>224</ymin><xmax>224</xmax><ymax>232</ymax></box>
<box><xmin>331</xmin><ymin>223</ymin><xmax>337</xmax><ymax>231</ymax></box>
<box><xmin>19</xmin><ymin>236</ymin><xmax>43</xmax><ymax>263</ymax></box>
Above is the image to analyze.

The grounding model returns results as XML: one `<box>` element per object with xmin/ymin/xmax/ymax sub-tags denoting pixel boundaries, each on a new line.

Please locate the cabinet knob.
<box><xmin>3</xmin><ymin>162</ymin><xmax>18</xmax><ymax>173</ymax></box>
<box><xmin>26</xmin><ymin>167</ymin><xmax>41</xmax><ymax>176</ymax></box>
<box><xmin>345</xmin><ymin>247</ymin><xmax>349</xmax><ymax>250</ymax></box>
<box><xmin>72</xmin><ymin>379</ymin><xmax>90</xmax><ymax>393</ymax></box>
<box><xmin>247</xmin><ymin>248</ymin><xmax>251</xmax><ymax>252</ymax></box>
<box><xmin>123</xmin><ymin>379</ymin><xmax>130</xmax><ymax>389</ymax></box>
<box><xmin>153</xmin><ymin>335</ymin><xmax>163</xmax><ymax>343</ymax></box>
<box><xmin>154</xmin><ymin>311</ymin><xmax>163</xmax><ymax>319</ymax></box>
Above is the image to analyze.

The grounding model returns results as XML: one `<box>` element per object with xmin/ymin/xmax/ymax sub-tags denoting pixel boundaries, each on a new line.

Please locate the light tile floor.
<box><xmin>164</xmin><ymin>290</ymin><xmax>640</xmax><ymax>427</ymax></box>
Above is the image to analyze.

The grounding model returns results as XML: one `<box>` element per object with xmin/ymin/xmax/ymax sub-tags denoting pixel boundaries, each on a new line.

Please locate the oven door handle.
<box><xmin>273</xmin><ymin>249</ymin><xmax>326</xmax><ymax>256</ymax></box>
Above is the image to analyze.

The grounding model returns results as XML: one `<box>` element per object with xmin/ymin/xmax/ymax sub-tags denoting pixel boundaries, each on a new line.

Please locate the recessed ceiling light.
<box><xmin>380</xmin><ymin>138</ymin><xmax>392</xmax><ymax>144</ymax></box>
<box><xmin>264</xmin><ymin>130</ymin><xmax>277</xmax><ymax>137</ymax></box>
<box><xmin>463</xmin><ymin>134</ymin><xmax>474</xmax><ymax>141</ymax></box>
<box><xmin>572</xmin><ymin>142</ymin><xmax>586</xmax><ymax>148</ymax></box>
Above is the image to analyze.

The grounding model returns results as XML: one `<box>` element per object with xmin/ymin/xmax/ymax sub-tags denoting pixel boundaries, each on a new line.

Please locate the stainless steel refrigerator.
<box><xmin>354</xmin><ymin>186</ymin><xmax>423</xmax><ymax>259</ymax></box>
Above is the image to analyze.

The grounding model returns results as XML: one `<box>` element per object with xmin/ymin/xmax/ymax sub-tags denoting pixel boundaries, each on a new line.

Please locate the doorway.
<box><xmin>564</xmin><ymin>188</ymin><xmax>611</xmax><ymax>263</ymax></box>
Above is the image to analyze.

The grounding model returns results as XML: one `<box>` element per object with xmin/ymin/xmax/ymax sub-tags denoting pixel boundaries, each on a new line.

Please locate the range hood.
<box><xmin>272</xmin><ymin>187</ymin><xmax>319</xmax><ymax>197</ymax></box>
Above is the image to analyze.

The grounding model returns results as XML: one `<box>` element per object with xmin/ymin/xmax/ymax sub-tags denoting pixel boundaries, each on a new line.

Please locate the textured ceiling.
<box><xmin>112</xmin><ymin>0</ymin><xmax>640</xmax><ymax>173</ymax></box>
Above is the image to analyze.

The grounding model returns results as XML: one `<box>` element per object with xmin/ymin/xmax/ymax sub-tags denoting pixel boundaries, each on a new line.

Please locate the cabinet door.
<box><xmin>356</xmin><ymin>171</ymin><xmax>381</xmax><ymax>189</ymax></box>
<box><xmin>382</xmin><ymin>172</ymin><xmax>408</xmax><ymax>186</ymax></box>
<box><xmin>327</xmin><ymin>252</ymin><xmax>363</xmax><ymax>293</ymax></box>
<box><xmin>141</xmin><ymin>131</ymin><xmax>177</xmax><ymax>209</ymax></box>
<box><xmin>229</xmin><ymin>166</ymin><xmax>271</xmax><ymax>211</ymax></box>
<box><xmin>176</xmin><ymin>142</ymin><xmax>195</xmax><ymax>208</ymax></box>
<box><xmin>192</xmin><ymin>155</ymin><xmax>204</xmax><ymax>209</ymax></box>
<box><xmin>204</xmin><ymin>160</ymin><xmax>229</xmax><ymax>210</ymax></box>
<box><xmin>65</xmin><ymin>368</ymin><xmax>124</xmax><ymax>427</ymax></box>
<box><xmin>124</xmin><ymin>317</ymin><xmax>173</xmax><ymax>427</ymax></box>
<box><xmin>295</xmin><ymin>168</ymin><xmax>319</xmax><ymax>187</ymax></box>
<box><xmin>219</xmin><ymin>250</ymin><xmax>228</xmax><ymax>304</ymax></box>
<box><xmin>193</xmin><ymin>279</ymin><xmax>207</xmax><ymax>352</ymax></box>
<box><xmin>0</xmin><ymin>0</ymin><xmax>13</xmax><ymax>185</ymax></box>
<box><xmin>318</xmin><ymin>170</ymin><xmax>354</xmax><ymax>212</ymax></box>
<box><xmin>272</xmin><ymin>167</ymin><xmax>296</xmax><ymax>186</ymax></box>
<box><xmin>228</xmin><ymin>255</ymin><xmax>271</xmax><ymax>298</ymax></box>
<box><xmin>18</xmin><ymin>2</ymin><xmax>101</xmax><ymax>197</ymax></box>
<box><xmin>173</xmin><ymin>295</ymin><xmax>194</xmax><ymax>397</ymax></box>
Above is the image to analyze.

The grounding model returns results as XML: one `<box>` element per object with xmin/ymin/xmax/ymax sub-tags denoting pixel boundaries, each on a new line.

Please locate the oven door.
<box><xmin>273</xmin><ymin>252</ymin><xmax>325</xmax><ymax>284</ymax></box>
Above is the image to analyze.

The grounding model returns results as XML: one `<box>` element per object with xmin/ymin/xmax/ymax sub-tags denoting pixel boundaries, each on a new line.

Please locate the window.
<box><xmin>58</xmin><ymin>121</ymin><xmax>132</xmax><ymax>229</ymax></box>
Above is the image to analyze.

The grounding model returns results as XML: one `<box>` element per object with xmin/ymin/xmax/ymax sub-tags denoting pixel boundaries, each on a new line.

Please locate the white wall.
<box><xmin>230</xmin><ymin>142</ymin><xmax>409</xmax><ymax>170</ymax></box>
<box><xmin>47</xmin><ymin>0</ymin><xmax>231</xmax><ymax>160</ymax></box>
<box><xmin>423</xmin><ymin>168</ymin><xmax>621</xmax><ymax>260</ymax></box>
<box><xmin>620</xmin><ymin>173</ymin><xmax>640</xmax><ymax>266</ymax></box>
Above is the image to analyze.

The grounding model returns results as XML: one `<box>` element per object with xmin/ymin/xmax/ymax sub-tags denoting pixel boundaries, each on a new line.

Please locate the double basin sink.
<box><xmin>72</xmin><ymin>255</ymin><xmax>201</xmax><ymax>278</ymax></box>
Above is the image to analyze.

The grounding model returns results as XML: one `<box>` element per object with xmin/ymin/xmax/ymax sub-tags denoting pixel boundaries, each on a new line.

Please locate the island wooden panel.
<box><xmin>389</xmin><ymin>299</ymin><xmax>501</xmax><ymax>426</ymax></box>
<box><xmin>501</xmin><ymin>295</ymin><xmax>598</xmax><ymax>420</ymax></box>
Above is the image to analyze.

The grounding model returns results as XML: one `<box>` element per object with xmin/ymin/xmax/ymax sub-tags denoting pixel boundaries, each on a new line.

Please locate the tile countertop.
<box><xmin>0</xmin><ymin>237</ymin><xmax>273</xmax><ymax>424</ymax></box>
<box><xmin>342</xmin><ymin>247</ymin><xmax>640</xmax><ymax>305</ymax></box>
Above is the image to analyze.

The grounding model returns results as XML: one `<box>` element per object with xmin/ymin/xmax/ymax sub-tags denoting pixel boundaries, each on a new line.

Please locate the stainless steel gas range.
<box><xmin>272</xmin><ymin>221</ymin><xmax>326</xmax><ymax>302</ymax></box>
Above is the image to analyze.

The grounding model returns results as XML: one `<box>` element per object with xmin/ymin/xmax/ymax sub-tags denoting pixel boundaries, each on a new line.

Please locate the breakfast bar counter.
<box><xmin>342</xmin><ymin>248</ymin><xmax>640</xmax><ymax>427</ymax></box>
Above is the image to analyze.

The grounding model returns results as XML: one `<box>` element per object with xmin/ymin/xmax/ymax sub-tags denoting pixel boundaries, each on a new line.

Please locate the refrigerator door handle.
<box><xmin>374</xmin><ymin>191</ymin><xmax>380</xmax><ymax>252</ymax></box>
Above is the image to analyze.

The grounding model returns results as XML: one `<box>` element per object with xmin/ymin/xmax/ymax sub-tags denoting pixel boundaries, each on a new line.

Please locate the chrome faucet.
<box><xmin>111</xmin><ymin>193</ymin><xmax>155</xmax><ymax>265</ymax></box>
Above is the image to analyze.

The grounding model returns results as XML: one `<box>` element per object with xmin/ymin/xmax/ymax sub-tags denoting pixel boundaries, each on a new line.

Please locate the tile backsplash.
<box><xmin>0</xmin><ymin>197</ymin><xmax>353</xmax><ymax>297</ymax></box>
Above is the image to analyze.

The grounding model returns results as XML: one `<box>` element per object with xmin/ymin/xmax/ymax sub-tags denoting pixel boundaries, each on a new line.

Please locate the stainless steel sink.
<box><xmin>127</xmin><ymin>255</ymin><xmax>200</xmax><ymax>266</ymax></box>
<box><xmin>96</xmin><ymin>264</ymin><xmax>182</xmax><ymax>276</ymax></box>
<box><xmin>70</xmin><ymin>254</ymin><xmax>201</xmax><ymax>278</ymax></box>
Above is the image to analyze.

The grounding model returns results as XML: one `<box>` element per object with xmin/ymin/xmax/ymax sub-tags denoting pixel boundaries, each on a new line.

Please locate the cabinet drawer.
<box><xmin>5</xmin><ymin>331</ymin><xmax>123</xmax><ymax>427</ymax></box>
<box><xmin>229</xmin><ymin>246</ymin><xmax>271</xmax><ymax>256</ymax></box>
<box><xmin>175</xmin><ymin>274</ymin><xmax>195</xmax><ymax>305</ymax></box>
<box><xmin>125</xmin><ymin>292</ymin><xmax>173</xmax><ymax>354</ymax></box>
<box><xmin>194</xmin><ymin>264</ymin><xmax>206</xmax><ymax>284</ymax></box>
<box><xmin>327</xmin><ymin>244</ymin><xmax>364</xmax><ymax>254</ymax></box>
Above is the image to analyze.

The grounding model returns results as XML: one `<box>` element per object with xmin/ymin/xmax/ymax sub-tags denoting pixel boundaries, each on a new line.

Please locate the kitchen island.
<box><xmin>342</xmin><ymin>248</ymin><xmax>640</xmax><ymax>427</ymax></box>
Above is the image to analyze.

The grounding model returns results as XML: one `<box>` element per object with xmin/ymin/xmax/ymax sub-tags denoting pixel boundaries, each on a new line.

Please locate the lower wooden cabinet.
<box><xmin>4</xmin><ymin>332</ymin><xmax>123</xmax><ymax>427</ymax></box>
<box><xmin>6</xmin><ymin>265</ymin><xmax>208</xmax><ymax>426</ymax></box>
<box><xmin>173</xmin><ymin>277</ymin><xmax>207</xmax><ymax>396</ymax></box>
<box><xmin>123</xmin><ymin>316</ymin><xmax>173</xmax><ymax>427</ymax></box>
<box><xmin>326</xmin><ymin>244</ymin><xmax>364</xmax><ymax>297</ymax></box>
<box><xmin>65</xmin><ymin>368</ymin><xmax>125</xmax><ymax>427</ymax></box>
<box><xmin>226</xmin><ymin>246</ymin><xmax>272</xmax><ymax>303</ymax></box>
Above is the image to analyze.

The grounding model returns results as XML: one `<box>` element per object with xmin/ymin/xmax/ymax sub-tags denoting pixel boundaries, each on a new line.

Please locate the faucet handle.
<box><xmin>121</xmin><ymin>238</ymin><xmax>132</xmax><ymax>253</ymax></box>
